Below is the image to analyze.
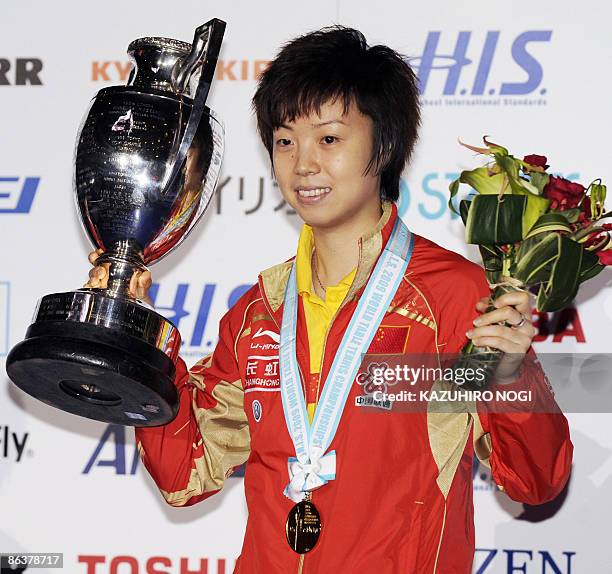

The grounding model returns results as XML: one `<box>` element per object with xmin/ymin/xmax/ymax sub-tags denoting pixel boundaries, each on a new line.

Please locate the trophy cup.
<box><xmin>6</xmin><ymin>19</ymin><xmax>226</xmax><ymax>427</ymax></box>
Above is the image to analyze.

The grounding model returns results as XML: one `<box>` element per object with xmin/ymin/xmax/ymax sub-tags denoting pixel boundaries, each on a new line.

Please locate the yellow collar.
<box><xmin>260</xmin><ymin>201</ymin><xmax>395</xmax><ymax>312</ymax></box>
<box><xmin>295</xmin><ymin>224</ymin><xmax>356</xmax><ymax>298</ymax></box>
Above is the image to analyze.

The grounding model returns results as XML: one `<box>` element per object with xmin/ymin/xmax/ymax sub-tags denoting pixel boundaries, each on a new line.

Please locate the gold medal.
<box><xmin>285</xmin><ymin>494</ymin><xmax>322</xmax><ymax>554</ymax></box>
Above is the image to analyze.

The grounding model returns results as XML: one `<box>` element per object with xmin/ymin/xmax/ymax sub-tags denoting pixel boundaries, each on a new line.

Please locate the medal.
<box><xmin>285</xmin><ymin>494</ymin><xmax>322</xmax><ymax>554</ymax></box>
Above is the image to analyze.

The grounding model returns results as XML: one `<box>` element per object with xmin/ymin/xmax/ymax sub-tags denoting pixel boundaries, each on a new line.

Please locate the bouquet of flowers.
<box><xmin>448</xmin><ymin>137</ymin><xmax>611</xmax><ymax>385</ymax></box>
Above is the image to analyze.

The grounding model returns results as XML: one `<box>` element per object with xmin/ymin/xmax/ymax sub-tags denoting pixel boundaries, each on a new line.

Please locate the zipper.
<box><xmin>296</xmin><ymin>245</ymin><xmax>365</xmax><ymax>574</ymax></box>
<box><xmin>259</xmin><ymin>265</ymin><xmax>365</xmax><ymax>574</ymax></box>
<box><xmin>260</xmin><ymin>214</ymin><xmax>391</xmax><ymax>574</ymax></box>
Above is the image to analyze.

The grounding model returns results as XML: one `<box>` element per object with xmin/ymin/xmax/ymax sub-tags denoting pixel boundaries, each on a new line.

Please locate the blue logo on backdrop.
<box><xmin>83</xmin><ymin>423</ymin><xmax>246</xmax><ymax>478</ymax></box>
<box><xmin>148</xmin><ymin>282</ymin><xmax>253</xmax><ymax>357</ymax></box>
<box><xmin>473</xmin><ymin>548</ymin><xmax>575</xmax><ymax>573</ymax></box>
<box><xmin>397</xmin><ymin>172</ymin><xmax>581</xmax><ymax>222</ymax></box>
<box><xmin>0</xmin><ymin>177</ymin><xmax>40</xmax><ymax>213</ymax></box>
<box><xmin>83</xmin><ymin>424</ymin><xmax>139</xmax><ymax>475</ymax></box>
<box><xmin>397</xmin><ymin>174</ymin><xmax>466</xmax><ymax>220</ymax></box>
<box><xmin>411</xmin><ymin>31</ymin><xmax>552</xmax><ymax>106</ymax></box>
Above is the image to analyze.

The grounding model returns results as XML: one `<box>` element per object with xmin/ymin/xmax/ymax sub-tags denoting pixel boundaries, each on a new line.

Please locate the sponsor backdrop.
<box><xmin>1</xmin><ymin>1</ymin><xmax>611</xmax><ymax>572</ymax></box>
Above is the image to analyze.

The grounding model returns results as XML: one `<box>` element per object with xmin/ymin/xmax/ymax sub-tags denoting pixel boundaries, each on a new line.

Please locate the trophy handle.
<box><xmin>171</xmin><ymin>19</ymin><xmax>225</xmax><ymax>95</ymax></box>
<box><xmin>160</xmin><ymin>18</ymin><xmax>226</xmax><ymax>199</ymax></box>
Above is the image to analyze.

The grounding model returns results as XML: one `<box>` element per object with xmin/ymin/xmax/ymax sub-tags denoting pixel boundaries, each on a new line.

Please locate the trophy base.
<box><xmin>6</xmin><ymin>290</ymin><xmax>181</xmax><ymax>427</ymax></box>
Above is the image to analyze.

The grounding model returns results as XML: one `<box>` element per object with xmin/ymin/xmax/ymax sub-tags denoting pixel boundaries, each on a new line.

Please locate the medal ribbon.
<box><xmin>279</xmin><ymin>217</ymin><xmax>414</xmax><ymax>502</ymax></box>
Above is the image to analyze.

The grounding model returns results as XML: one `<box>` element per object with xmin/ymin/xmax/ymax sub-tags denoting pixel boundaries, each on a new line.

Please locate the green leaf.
<box><xmin>448</xmin><ymin>178</ymin><xmax>461</xmax><ymax>214</ymax></box>
<box><xmin>514</xmin><ymin>234</ymin><xmax>584</xmax><ymax>310</ymax></box>
<box><xmin>459</xmin><ymin>167</ymin><xmax>507</xmax><ymax>196</ymax></box>
<box><xmin>517</xmin><ymin>227</ymin><xmax>552</xmax><ymax>260</ymax></box>
<box><xmin>579</xmin><ymin>262</ymin><xmax>605</xmax><ymax>283</ymax></box>
<box><xmin>535</xmin><ymin>236</ymin><xmax>583</xmax><ymax>311</ymax></box>
<box><xmin>495</xmin><ymin>156</ymin><xmax>532</xmax><ymax>195</ymax></box>
<box><xmin>522</xmin><ymin>195</ymin><xmax>551</xmax><ymax>235</ymax></box>
<box><xmin>496</xmin><ymin>155</ymin><xmax>519</xmax><ymax>177</ymax></box>
<box><xmin>465</xmin><ymin>195</ymin><xmax>524</xmax><ymax>244</ymax></box>
<box><xmin>524</xmin><ymin>212</ymin><xmax>572</xmax><ymax>239</ymax></box>
<box><xmin>518</xmin><ymin>178</ymin><xmax>540</xmax><ymax>195</ymax></box>
<box><xmin>514</xmin><ymin>232</ymin><xmax>562</xmax><ymax>285</ymax></box>
<box><xmin>555</xmin><ymin>208</ymin><xmax>582</xmax><ymax>224</ymax></box>
<box><xmin>529</xmin><ymin>171</ymin><xmax>550</xmax><ymax>195</ymax></box>
<box><xmin>479</xmin><ymin>244</ymin><xmax>503</xmax><ymax>284</ymax></box>
<box><xmin>459</xmin><ymin>199</ymin><xmax>471</xmax><ymax>225</ymax></box>
<box><xmin>464</xmin><ymin>194</ymin><xmax>548</xmax><ymax>245</ymax></box>
<box><xmin>483</xmin><ymin>136</ymin><xmax>509</xmax><ymax>155</ymax></box>
<box><xmin>578</xmin><ymin>249</ymin><xmax>605</xmax><ymax>283</ymax></box>
<box><xmin>459</xmin><ymin>140</ymin><xmax>492</xmax><ymax>155</ymax></box>
<box><xmin>494</xmin><ymin>154</ymin><xmax>542</xmax><ymax>196</ymax></box>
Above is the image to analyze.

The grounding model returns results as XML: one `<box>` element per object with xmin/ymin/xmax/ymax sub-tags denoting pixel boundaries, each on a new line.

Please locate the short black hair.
<box><xmin>252</xmin><ymin>25</ymin><xmax>421</xmax><ymax>202</ymax></box>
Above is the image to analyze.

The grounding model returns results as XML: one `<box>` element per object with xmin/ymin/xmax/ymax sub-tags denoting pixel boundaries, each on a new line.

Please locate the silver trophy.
<box><xmin>6</xmin><ymin>19</ymin><xmax>226</xmax><ymax>426</ymax></box>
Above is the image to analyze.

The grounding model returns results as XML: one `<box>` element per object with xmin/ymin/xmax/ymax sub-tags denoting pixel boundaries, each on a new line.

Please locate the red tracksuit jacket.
<box><xmin>135</xmin><ymin>202</ymin><xmax>573</xmax><ymax>574</ymax></box>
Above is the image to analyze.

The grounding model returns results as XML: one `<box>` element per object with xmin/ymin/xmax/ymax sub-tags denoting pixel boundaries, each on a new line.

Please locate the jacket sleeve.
<box><xmin>439</xmin><ymin>262</ymin><xmax>573</xmax><ymax>505</ymax></box>
<box><xmin>471</xmin><ymin>347</ymin><xmax>573</xmax><ymax>504</ymax></box>
<box><xmin>134</xmin><ymin>311</ymin><xmax>251</xmax><ymax>507</ymax></box>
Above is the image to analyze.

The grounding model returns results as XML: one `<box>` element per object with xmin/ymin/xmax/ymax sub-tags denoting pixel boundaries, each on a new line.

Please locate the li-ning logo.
<box><xmin>252</xmin><ymin>327</ymin><xmax>280</xmax><ymax>344</ymax></box>
<box><xmin>411</xmin><ymin>31</ymin><xmax>552</xmax><ymax>103</ymax></box>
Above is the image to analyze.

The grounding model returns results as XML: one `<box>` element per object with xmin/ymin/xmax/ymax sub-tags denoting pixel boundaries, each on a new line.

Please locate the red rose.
<box><xmin>597</xmin><ymin>250</ymin><xmax>612</xmax><ymax>265</ymax></box>
<box><xmin>543</xmin><ymin>176</ymin><xmax>586</xmax><ymax>211</ymax></box>
<box><xmin>576</xmin><ymin>196</ymin><xmax>592</xmax><ymax>226</ymax></box>
<box><xmin>523</xmin><ymin>154</ymin><xmax>549</xmax><ymax>170</ymax></box>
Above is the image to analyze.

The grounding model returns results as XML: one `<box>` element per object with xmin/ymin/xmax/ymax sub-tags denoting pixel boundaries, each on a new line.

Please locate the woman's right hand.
<box><xmin>84</xmin><ymin>248</ymin><xmax>153</xmax><ymax>306</ymax></box>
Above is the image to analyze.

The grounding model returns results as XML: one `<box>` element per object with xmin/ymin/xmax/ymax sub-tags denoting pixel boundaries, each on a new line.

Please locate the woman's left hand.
<box><xmin>466</xmin><ymin>290</ymin><xmax>537</xmax><ymax>383</ymax></box>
